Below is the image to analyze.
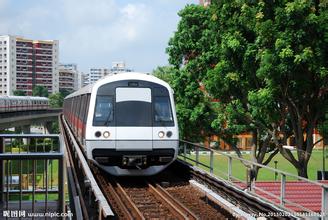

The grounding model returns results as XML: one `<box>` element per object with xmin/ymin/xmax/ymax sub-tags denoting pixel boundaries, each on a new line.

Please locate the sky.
<box><xmin>0</xmin><ymin>0</ymin><xmax>197</xmax><ymax>73</ymax></box>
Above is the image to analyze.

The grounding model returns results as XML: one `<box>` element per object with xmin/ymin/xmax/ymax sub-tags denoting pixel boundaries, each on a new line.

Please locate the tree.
<box><xmin>32</xmin><ymin>85</ymin><xmax>48</xmax><ymax>97</ymax></box>
<box><xmin>168</xmin><ymin>1</ymin><xmax>328</xmax><ymax>178</ymax></box>
<box><xmin>152</xmin><ymin>66</ymin><xmax>176</xmax><ymax>84</ymax></box>
<box><xmin>252</xmin><ymin>0</ymin><xmax>328</xmax><ymax>178</ymax></box>
<box><xmin>49</xmin><ymin>92</ymin><xmax>64</xmax><ymax>108</ymax></box>
<box><xmin>169</xmin><ymin>2</ymin><xmax>280</xmax><ymax>177</ymax></box>
<box><xmin>202</xmin><ymin>1</ymin><xmax>283</xmax><ymax>178</ymax></box>
<box><xmin>13</xmin><ymin>90</ymin><xmax>26</xmax><ymax>96</ymax></box>
<box><xmin>59</xmin><ymin>89</ymin><xmax>72</xmax><ymax>98</ymax></box>
<box><xmin>166</xmin><ymin>5</ymin><xmax>217</xmax><ymax>141</ymax></box>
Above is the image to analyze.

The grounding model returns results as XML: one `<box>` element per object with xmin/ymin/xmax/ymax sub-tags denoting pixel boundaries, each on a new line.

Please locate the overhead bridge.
<box><xmin>0</xmin><ymin>109</ymin><xmax>62</xmax><ymax>129</ymax></box>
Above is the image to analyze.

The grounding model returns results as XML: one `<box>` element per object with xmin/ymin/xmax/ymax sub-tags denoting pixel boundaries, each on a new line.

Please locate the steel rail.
<box><xmin>150</xmin><ymin>182</ymin><xmax>199</xmax><ymax>220</ymax></box>
<box><xmin>115</xmin><ymin>182</ymin><xmax>145</xmax><ymax>220</ymax></box>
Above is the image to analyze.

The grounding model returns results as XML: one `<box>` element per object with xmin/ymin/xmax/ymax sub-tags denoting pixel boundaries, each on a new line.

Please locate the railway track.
<box><xmin>92</xmin><ymin>165</ymin><xmax>234</xmax><ymax>220</ymax></box>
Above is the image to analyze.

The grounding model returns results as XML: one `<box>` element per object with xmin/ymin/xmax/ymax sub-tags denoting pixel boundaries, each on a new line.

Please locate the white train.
<box><xmin>63</xmin><ymin>72</ymin><xmax>179</xmax><ymax>176</ymax></box>
<box><xmin>0</xmin><ymin>96</ymin><xmax>49</xmax><ymax>112</ymax></box>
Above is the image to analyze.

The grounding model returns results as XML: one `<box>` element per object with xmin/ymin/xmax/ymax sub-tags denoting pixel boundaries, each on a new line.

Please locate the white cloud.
<box><xmin>57</xmin><ymin>2</ymin><xmax>151</xmax><ymax>67</ymax></box>
<box><xmin>61</xmin><ymin>0</ymin><xmax>117</xmax><ymax>26</ymax></box>
<box><xmin>0</xmin><ymin>0</ymin><xmax>196</xmax><ymax>72</ymax></box>
<box><xmin>117</xmin><ymin>3</ymin><xmax>150</xmax><ymax>41</ymax></box>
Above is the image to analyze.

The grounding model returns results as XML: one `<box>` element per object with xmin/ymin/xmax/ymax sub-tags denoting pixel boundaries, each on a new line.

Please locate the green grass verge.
<box><xmin>180</xmin><ymin>149</ymin><xmax>327</xmax><ymax>181</ymax></box>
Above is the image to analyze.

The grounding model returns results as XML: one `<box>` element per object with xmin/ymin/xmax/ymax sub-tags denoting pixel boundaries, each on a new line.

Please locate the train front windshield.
<box><xmin>154</xmin><ymin>97</ymin><xmax>173</xmax><ymax>123</ymax></box>
<box><xmin>93</xmin><ymin>96</ymin><xmax>113</xmax><ymax>126</ymax></box>
<box><xmin>115</xmin><ymin>87</ymin><xmax>152</xmax><ymax>126</ymax></box>
<box><xmin>93</xmin><ymin>81</ymin><xmax>174</xmax><ymax>127</ymax></box>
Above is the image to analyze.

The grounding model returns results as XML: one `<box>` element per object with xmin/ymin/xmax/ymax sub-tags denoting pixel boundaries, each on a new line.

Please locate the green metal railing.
<box><xmin>0</xmin><ymin>134</ymin><xmax>65</xmax><ymax>216</ymax></box>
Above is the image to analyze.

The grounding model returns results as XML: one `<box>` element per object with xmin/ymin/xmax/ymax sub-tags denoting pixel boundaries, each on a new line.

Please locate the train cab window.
<box><xmin>153</xmin><ymin>97</ymin><xmax>174</xmax><ymax>126</ymax></box>
<box><xmin>115</xmin><ymin>88</ymin><xmax>152</xmax><ymax>126</ymax></box>
<box><xmin>93</xmin><ymin>96</ymin><xmax>113</xmax><ymax>126</ymax></box>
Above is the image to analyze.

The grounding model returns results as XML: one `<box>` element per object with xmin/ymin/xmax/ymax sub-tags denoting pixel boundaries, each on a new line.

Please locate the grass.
<box><xmin>5</xmin><ymin>160</ymin><xmax>59</xmax><ymax>187</ymax></box>
<box><xmin>3</xmin><ymin>143</ymin><xmax>60</xmax><ymax>202</ymax></box>
<box><xmin>9</xmin><ymin>194</ymin><xmax>58</xmax><ymax>201</ymax></box>
<box><xmin>179</xmin><ymin>149</ymin><xmax>328</xmax><ymax>181</ymax></box>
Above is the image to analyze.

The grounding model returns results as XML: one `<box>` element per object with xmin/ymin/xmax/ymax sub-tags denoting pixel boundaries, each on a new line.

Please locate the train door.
<box><xmin>115</xmin><ymin>87</ymin><xmax>153</xmax><ymax>150</ymax></box>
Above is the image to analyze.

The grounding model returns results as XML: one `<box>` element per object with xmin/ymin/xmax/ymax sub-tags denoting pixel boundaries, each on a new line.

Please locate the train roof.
<box><xmin>0</xmin><ymin>96</ymin><xmax>49</xmax><ymax>100</ymax></box>
<box><xmin>65</xmin><ymin>72</ymin><xmax>172</xmax><ymax>99</ymax></box>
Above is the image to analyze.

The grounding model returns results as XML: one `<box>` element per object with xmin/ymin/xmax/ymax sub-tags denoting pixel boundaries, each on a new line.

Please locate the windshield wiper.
<box><xmin>103</xmin><ymin>110</ymin><xmax>113</xmax><ymax>126</ymax></box>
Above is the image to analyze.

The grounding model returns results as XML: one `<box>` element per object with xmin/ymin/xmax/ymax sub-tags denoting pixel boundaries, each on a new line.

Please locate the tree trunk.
<box><xmin>250</xmin><ymin>165</ymin><xmax>260</xmax><ymax>181</ymax></box>
<box><xmin>297</xmin><ymin>161</ymin><xmax>308</xmax><ymax>178</ymax></box>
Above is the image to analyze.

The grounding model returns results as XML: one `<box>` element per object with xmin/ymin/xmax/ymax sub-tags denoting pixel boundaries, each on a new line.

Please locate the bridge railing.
<box><xmin>0</xmin><ymin>134</ymin><xmax>65</xmax><ymax>217</ymax></box>
<box><xmin>179</xmin><ymin>139</ymin><xmax>328</xmax><ymax>218</ymax></box>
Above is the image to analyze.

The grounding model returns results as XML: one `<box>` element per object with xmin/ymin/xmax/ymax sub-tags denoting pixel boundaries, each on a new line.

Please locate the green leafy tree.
<box><xmin>32</xmin><ymin>85</ymin><xmax>49</xmax><ymax>97</ymax></box>
<box><xmin>167</xmin><ymin>3</ymin><xmax>279</xmax><ymax>178</ymax></box>
<box><xmin>49</xmin><ymin>92</ymin><xmax>64</xmax><ymax>108</ymax></box>
<box><xmin>13</xmin><ymin>90</ymin><xmax>26</xmax><ymax>96</ymax></box>
<box><xmin>59</xmin><ymin>89</ymin><xmax>72</xmax><ymax>98</ymax></box>
<box><xmin>168</xmin><ymin>1</ymin><xmax>328</xmax><ymax>178</ymax></box>
<box><xmin>152</xmin><ymin>66</ymin><xmax>176</xmax><ymax>84</ymax></box>
<box><xmin>202</xmin><ymin>1</ymin><xmax>281</xmax><ymax>177</ymax></box>
<box><xmin>251</xmin><ymin>0</ymin><xmax>328</xmax><ymax>177</ymax></box>
<box><xmin>167</xmin><ymin>5</ymin><xmax>217</xmax><ymax>141</ymax></box>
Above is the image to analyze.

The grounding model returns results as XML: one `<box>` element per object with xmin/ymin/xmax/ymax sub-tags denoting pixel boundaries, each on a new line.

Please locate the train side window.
<box><xmin>81</xmin><ymin>95</ymin><xmax>87</xmax><ymax>123</ymax></box>
<box><xmin>77</xmin><ymin>96</ymin><xmax>82</xmax><ymax>120</ymax></box>
<box><xmin>72</xmin><ymin>97</ymin><xmax>76</xmax><ymax>114</ymax></box>
<box><xmin>153</xmin><ymin>97</ymin><xmax>174</xmax><ymax>126</ymax></box>
<box><xmin>84</xmin><ymin>94</ymin><xmax>91</xmax><ymax>123</ymax></box>
<box><xmin>80</xmin><ymin>96</ymin><xmax>84</xmax><ymax>120</ymax></box>
<box><xmin>93</xmin><ymin>96</ymin><xmax>113</xmax><ymax>126</ymax></box>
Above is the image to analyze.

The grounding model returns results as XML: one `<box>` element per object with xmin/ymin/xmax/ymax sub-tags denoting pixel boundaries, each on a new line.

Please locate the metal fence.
<box><xmin>179</xmin><ymin>140</ymin><xmax>328</xmax><ymax>219</ymax></box>
<box><xmin>0</xmin><ymin>134</ymin><xmax>65</xmax><ymax>218</ymax></box>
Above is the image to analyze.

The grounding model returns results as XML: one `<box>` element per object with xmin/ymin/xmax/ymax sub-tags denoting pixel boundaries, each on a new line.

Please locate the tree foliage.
<box><xmin>167</xmin><ymin>1</ymin><xmax>328</xmax><ymax>178</ymax></box>
<box><xmin>152</xmin><ymin>66</ymin><xmax>176</xmax><ymax>84</ymax></box>
<box><xmin>49</xmin><ymin>93</ymin><xmax>64</xmax><ymax>108</ymax></box>
<box><xmin>13</xmin><ymin>90</ymin><xmax>26</xmax><ymax>96</ymax></box>
<box><xmin>59</xmin><ymin>89</ymin><xmax>72</xmax><ymax>98</ymax></box>
<box><xmin>32</xmin><ymin>85</ymin><xmax>49</xmax><ymax>97</ymax></box>
<box><xmin>166</xmin><ymin>5</ymin><xmax>218</xmax><ymax>142</ymax></box>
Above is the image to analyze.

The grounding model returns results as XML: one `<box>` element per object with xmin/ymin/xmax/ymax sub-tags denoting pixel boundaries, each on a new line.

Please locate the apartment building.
<box><xmin>0</xmin><ymin>35</ymin><xmax>59</xmax><ymax>96</ymax></box>
<box><xmin>59</xmin><ymin>63</ymin><xmax>84</xmax><ymax>91</ymax></box>
<box><xmin>88</xmin><ymin>68</ymin><xmax>110</xmax><ymax>84</ymax></box>
<box><xmin>85</xmin><ymin>62</ymin><xmax>132</xmax><ymax>85</ymax></box>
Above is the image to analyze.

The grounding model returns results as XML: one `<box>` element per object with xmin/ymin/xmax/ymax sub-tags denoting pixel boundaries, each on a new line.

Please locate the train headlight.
<box><xmin>103</xmin><ymin>131</ymin><xmax>110</xmax><ymax>138</ymax></box>
<box><xmin>158</xmin><ymin>131</ymin><xmax>165</xmax><ymax>138</ymax></box>
<box><xmin>166</xmin><ymin>131</ymin><xmax>172</xmax><ymax>138</ymax></box>
<box><xmin>95</xmin><ymin>131</ymin><xmax>101</xmax><ymax>138</ymax></box>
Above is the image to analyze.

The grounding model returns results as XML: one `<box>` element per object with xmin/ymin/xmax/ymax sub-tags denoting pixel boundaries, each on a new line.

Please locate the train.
<box><xmin>0</xmin><ymin>96</ymin><xmax>49</xmax><ymax>112</ymax></box>
<box><xmin>63</xmin><ymin>72</ymin><xmax>179</xmax><ymax>176</ymax></box>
